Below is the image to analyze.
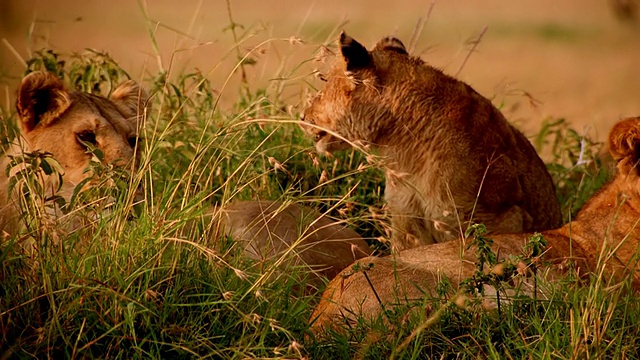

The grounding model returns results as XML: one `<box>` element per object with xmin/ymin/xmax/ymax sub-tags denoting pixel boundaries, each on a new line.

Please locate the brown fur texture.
<box><xmin>0</xmin><ymin>71</ymin><xmax>147</xmax><ymax>234</ymax></box>
<box><xmin>212</xmin><ymin>200</ymin><xmax>372</xmax><ymax>289</ymax></box>
<box><xmin>309</xmin><ymin>117</ymin><xmax>640</xmax><ymax>333</ymax></box>
<box><xmin>301</xmin><ymin>32</ymin><xmax>562</xmax><ymax>249</ymax></box>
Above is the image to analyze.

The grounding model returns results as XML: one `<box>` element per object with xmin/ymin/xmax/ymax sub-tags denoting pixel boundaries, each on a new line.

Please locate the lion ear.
<box><xmin>110</xmin><ymin>80</ymin><xmax>149</xmax><ymax>122</ymax></box>
<box><xmin>16</xmin><ymin>71</ymin><xmax>72</xmax><ymax>133</ymax></box>
<box><xmin>373</xmin><ymin>36</ymin><xmax>408</xmax><ymax>55</ymax></box>
<box><xmin>608</xmin><ymin>117</ymin><xmax>640</xmax><ymax>162</ymax></box>
<box><xmin>339</xmin><ymin>31</ymin><xmax>371</xmax><ymax>72</ymax></box>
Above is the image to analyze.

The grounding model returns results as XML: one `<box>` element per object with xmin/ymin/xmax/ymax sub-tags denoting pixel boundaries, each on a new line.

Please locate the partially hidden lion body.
<box><xmin>216</xmin><ymin>201</ymin><xmax>371</xmax><ymax>282</ymax></box>
<box><xmin>310</xmin><ymin>117</ymin><xmax>640</xmax><ymax>332</ymax></box>
<box><xmin>302</xmin><ymin>33</ymin><xmax>562</xmax><ymax>249</ymax></box>
<box><xmin>0</xmin><ymin>71</ymin><xmax>147</xmax><ymax>234</ymax></box>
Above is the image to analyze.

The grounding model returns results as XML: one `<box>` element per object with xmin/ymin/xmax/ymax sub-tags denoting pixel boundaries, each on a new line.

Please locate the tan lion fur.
<box><xmin>309</xmin><ymin>116</ymin><xmax>640</xmax><ymax>333</ymax></box>
<box><xmin>301</xmin><ymin>32</ymin><xmax>562</xmax><ymax>249</ymax></box>
<box><xmin>0</xmin><ymin>71</ymin><xmax>147</xmax><ymax>234</ymax></box>
<box><xmin>211</xmin><ymin>200</ymin><xmax>372</xmax><ymax>290</ymax></box>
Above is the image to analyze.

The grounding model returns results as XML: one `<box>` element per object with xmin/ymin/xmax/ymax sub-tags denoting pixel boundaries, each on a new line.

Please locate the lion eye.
<box><xmin>318</xmin><ymin>74</ymin><xmax>328</xmax><ymax>82</ymax></box>
<box><xmin>76</xmin><ymin>130</ymin><xmax>97</xmax><ymax>147</ymax></box>
<box><xmin>314</xmin><ymin>131</ymin><xmax>327</xmax><ymax>141</ymax></box>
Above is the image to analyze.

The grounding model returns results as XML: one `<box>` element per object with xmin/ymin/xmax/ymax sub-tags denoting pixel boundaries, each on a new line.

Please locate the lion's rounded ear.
<box><xmin>608</xmin><ymin>117</ymin><xmax>640</xmax><ymax>162</ymax></box>
<box><xmin>16</xmin><ymin>71</ymin><xmax>71</xmax><ymax>133</ymax></box>
<box><xmin>339</xmin><ymin>31</ymin><xmax>371</xmax><ymax>72</ymax></box>
<box><xmin>110</xmin><ymin>80</ymin><xmax>149</xmax><ymax>121</ymax></box>
<box><xmin>373</xmin><ymin>36</ymin><xmax>408</xmax><ymax>55</ymax></box>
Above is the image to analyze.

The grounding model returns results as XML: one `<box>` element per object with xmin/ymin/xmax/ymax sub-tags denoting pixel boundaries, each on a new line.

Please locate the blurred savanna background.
<box><xmin>1</xmin><ymin>0</ymin><xmax>639</xmax><ymax>140</ymax></box>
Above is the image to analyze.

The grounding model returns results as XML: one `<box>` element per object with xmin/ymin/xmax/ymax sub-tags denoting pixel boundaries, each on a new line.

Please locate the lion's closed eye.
<box><xmin>76</xmin><ymin>130</ymin><xmax>97</xmax><ymax>148</ymax></box>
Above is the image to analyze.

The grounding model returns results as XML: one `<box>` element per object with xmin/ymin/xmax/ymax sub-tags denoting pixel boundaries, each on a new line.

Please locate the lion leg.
<box><xmin>471</xmin><ymin>205</ymin><xmax>533</xmax><ymax>235</ymax></box>
<box><xmin>389</xmin><ymin>213</ymin><xmax>429</xmax><ymax>251</ymax></box>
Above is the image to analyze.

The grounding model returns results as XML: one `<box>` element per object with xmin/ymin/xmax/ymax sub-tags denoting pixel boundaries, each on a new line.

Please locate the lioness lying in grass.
<box><xmin>1</xmin><ymin>72</ymin><xmax>370</xmax><ymax>287</ymax></box>
<box><xmin>310</xmin><ymin>116</ymin><xmax>640</xmax><ymax>333</ymax></box>
<box><xmin>0</xmin><ymin>71</ymin><xmax>147</xmax><ymax>235</ymax></box>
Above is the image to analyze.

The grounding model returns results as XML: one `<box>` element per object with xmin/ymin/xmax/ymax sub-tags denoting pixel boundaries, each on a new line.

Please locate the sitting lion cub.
<box><xmin>310</xmin><ymin>116</ymin><xmax>640</xmax><ymax>332</ymax></box>
<box><xmin>0</xmin><ymin>71</ymin><xmax>147</xmax><ymax>234</ymax></box>
<box><xmin>301</xmin><ymin>32</ymin><xmax>562</xmax><ymax>249</ymax></box>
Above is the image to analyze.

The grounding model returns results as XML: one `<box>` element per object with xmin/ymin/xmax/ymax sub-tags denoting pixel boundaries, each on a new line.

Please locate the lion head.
<box><xmin>1</xmin><ymin>71</ymin><xmax>148</xmax><ymax>233</ymax></box>
<box><xmin>300</xmin><ymin>32</ymin><xmax>410</xmax><ymax>154</ymax></box>
<box><xmin>13</xmin><ymin>71</ymin><xmax>147</xmax><ymax>197</ymax></box>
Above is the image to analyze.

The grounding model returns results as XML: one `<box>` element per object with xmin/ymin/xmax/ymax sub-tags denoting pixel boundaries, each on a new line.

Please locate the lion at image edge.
<box><xmin>0</xmin><ymin>71</ymin><xmax>147</xmax><ymax>235</ymax></box>
<box><xmin>0</xmin><ymin>71</ymin><xmax>372</xmax><ymax>287</ymax></box>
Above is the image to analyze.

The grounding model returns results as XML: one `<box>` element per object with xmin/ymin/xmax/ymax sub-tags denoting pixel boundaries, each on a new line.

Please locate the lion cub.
<box><xmin>301</xmin><ymin>32</ymin><xmax>562</xmax><ymax>249</ymax></box>
<box><xmin>310</xmin><ymin>116</ymin><xmax>640</xmax><ymax>332</ymax></box>
<box><xmin>0</xmin><ymin>71</ymin><xmax>147</xmax><ymax>234</ymax></box>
